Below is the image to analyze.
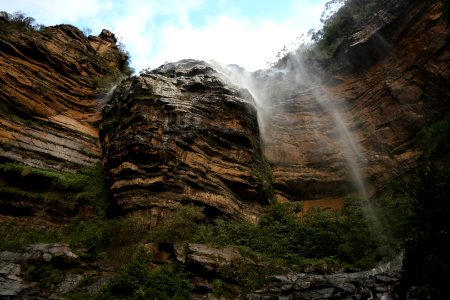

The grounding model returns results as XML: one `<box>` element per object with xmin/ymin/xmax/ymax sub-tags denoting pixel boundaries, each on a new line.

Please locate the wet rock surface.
<box><xmin>101</xmin><ymin>59</ymin><xmax>269</xmax><ymax>218</ymax></box>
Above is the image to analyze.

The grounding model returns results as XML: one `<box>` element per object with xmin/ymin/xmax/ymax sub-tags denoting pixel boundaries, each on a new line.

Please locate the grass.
<box><xmin>0</xmin><ymin>162</ymin><xmax>109</xmax><ymax>214</ymax></box>
<box><xmin>0</xmin><ymin>218</ymin><xmax>62</xmax><ymax>250</ymax></box>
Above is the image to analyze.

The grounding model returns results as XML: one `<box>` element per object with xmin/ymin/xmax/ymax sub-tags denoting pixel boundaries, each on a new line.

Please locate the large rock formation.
<box><xmin>100</xmin><ymin>60</ymin><xmax>271</xmax><ymax>218</ymax></box>
<box><xmin>0</xmin><ymin>17</ymin><xmax>127</xmax><ymax>220</ymax></box>
<box><xmin>262</xmin><ymin>0</ymin><xmax>450</xmax><ymax>202</ymax></box>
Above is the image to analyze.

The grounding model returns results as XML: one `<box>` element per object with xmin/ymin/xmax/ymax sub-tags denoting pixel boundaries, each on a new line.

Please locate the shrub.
<box><xmin>415</xmin><ymin>114</ymin><xmax>450</xmax><ymax>159</ymax></box>
<box><xmin>65</xmin><ymin>216</ymin><xmax>150</xmax><ymax>261</ymax></box>
<box><xmin>147</xmin><ymin>205</ymin><xmax>205</xmax><ymax>243</ymax></box>
<box><xmin>104</xmin><ymin>250</ymin><xmax>193</xmax><ymax>299</ymax></box>
<box><xmin>190</xmin><ymin>201</ymin><xmax>392</xmax><ymax>269</ymax></box>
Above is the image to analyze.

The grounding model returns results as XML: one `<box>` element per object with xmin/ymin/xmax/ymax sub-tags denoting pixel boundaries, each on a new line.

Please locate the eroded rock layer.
<box><xmin>0</xmin><ymin>17</ymin><xmax>126</xmax><ymax>219</ymax></box>
<box><xmin>100</xmin><ymin>60</ymin><xmax>269</xmax><ymax>218</ymax></box>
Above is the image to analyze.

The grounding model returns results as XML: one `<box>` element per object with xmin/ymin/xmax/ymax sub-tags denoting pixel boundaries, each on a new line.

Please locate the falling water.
<box><xmin>214</xmin><ymin>58</ymin><xmax>368</xmax><ymax>198</ymax></box>
<box><xmin>96</xmin><ymin>84</ymin><xmax>118</xmax><ymax>111</ymax></box>
<box><xmin>211</xmin><ymin>54</ymin><xmax>388</xmax><ymax>239</ymax></box>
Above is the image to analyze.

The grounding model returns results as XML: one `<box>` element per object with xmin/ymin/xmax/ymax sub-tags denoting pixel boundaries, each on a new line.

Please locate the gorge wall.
<box><xmin>100</xmin><ymin>0</ymin><xmax>450</xmax><ymax>216</ymax></box>
<box><xmin>0</xmin><ymin>0</ymin><xmax>449</xmax><ymax>222</ymax></box>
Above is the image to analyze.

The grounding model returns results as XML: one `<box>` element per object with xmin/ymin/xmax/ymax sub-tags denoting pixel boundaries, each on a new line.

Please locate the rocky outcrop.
<box><xmin>0</xmin><ymin>243</ymin><xmax>80</xmax><ymax>298</ymax></box>
<box><xmin>100</xmin><ymin>60</ymin><xmax>270</xmax><ymax>218</ymax></box>
<box><xmin>246</xmin><ymin>256</ymin><xmax>402</xmax><ymax>299</ymax></box>
<box><xmin>0</xmin><ymin>17</ymin><xmax>127</xmax><ymax>219</ymax></box>
<box><xmin>173</xmin><ymin>242</ymin><xmax>244</xmax><ymax>272</ymax></box>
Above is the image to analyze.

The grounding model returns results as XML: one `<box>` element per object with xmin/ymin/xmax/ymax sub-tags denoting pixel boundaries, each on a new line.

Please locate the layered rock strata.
<box><xmin>0</xmin><ymin>17</ymin><xmax>126</xmax><ymax>219</ymax></box>
<box><xmin>100</xmin><ymin>60</ymin><xmax>270</xmax><ymax>218</ymax></box>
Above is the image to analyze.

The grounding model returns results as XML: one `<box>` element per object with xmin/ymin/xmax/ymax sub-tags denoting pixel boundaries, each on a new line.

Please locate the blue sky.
<box><xmin>1</xmin><ymin>0</ymin><xmax>329</xmax><ymax>72</ymax></box>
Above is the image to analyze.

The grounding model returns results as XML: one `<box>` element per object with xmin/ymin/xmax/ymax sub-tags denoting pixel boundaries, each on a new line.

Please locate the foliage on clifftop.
<box><xmin>274</xmin><ymin>0</ymin><xmax>416</xmax><ymax>70</ymax></box>
<box><xmin>0</xmin><ymin>11</ymin><xmax>44</xmax><ymax>32</ymax></box>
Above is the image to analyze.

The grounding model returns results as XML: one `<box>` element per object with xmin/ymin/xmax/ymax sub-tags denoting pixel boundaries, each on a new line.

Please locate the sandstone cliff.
<box><xmin>0</xmin><ymin>15</ymin><xmax>128</xmax><ymax>221</ymax></box>
<box><xmin>263</xmin><ymin>0</ymin><xmax>450</xmax><ymax>203</ymax></box>
<box><xmin>100</xmin><ymin>60</ymin><xmax>271</xmax><ymax>219</ymax></box>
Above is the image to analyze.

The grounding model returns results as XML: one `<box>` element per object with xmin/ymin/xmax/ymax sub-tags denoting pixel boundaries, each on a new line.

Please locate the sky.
<box><xmin>1</xmin><ymin>0</ymin><xmax>329</xmax><ymax>72</ymax></box>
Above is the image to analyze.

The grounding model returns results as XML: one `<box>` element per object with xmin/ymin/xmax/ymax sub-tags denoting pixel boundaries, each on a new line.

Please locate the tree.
<box><xmin>400</xmin><ymin>164</ymin><xmax>450</xmax><ymax>298</ymax></box>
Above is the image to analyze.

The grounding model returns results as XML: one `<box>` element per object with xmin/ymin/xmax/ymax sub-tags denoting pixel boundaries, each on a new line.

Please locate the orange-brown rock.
<box><xmin>264</xmin><ymin>0</ymin><xmax>450</xmax><ymax>201</ymax></box>
<box><xmin>100</xmin><ymin>60</ymin><xmax>270</xmax><ymax>218</ymax></box>
<box><xmin>0</xmin><ymin>16</ymin><xmax>127</xmax><ymax>219</ymax></box>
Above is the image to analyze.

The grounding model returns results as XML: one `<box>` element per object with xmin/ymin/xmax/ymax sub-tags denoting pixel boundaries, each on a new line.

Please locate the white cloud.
<box><xmin>1</xmin><ymin>0</ymin><xmax>327</xmax><ymax>72</ymax></box>
<box><xmin>143</xmin><ymin>1</ymin><xmax>326</xmax><ymax>71</ymax></box>
<box><xmin>1</xmin><ymin>0</ymin><xmax>112</xmax><ymax>24</ymax></box>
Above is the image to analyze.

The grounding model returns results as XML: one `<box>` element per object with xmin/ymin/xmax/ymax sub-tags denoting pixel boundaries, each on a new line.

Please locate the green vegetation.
<box><xmin>105</xmin><ymin>256</ymin><xmax>192</xmax><ymax>299</ymax></box>
<box><xmin>148</xmin><ymin>205</ymin><xmax>205</xmax><ymax>243</ymax></box>
<box><xmin>0</xmin><ymin>11</ymin><xmax>44</xmax><ymax>33</ymax></box>
<box><xmin>0</xmin><ymin>162</ymin><xmax>119</xmax><ymax>255</ymax></box>
<box><xmin>69</xmin><ymin>249</ymin><xmax>193</xmax><ymax>300</ymax></box>
<box><xmin>0</xmin><ymin>219</ymin><xmax>62</xmax><ymax>250</ymax></box>
<box><xmin>147</xmin><ymin>202</ymin><xmax>400</xmax><ymax>270</ymax></box>
<box><xmin>23</xmin><ymin>262</ymin><xmax>67</xmax><ymax>289</ymax></box>
<box><xmin>252</xmin><ymin>155</ymin><xmax>274</xmax><ymax>203</ymax></box>
<box><xmin>274</xmin><ymin>0</ymin><xmax>411</xmax><ymax>68</ymax></box>
<box><xmin>397</xmin><ymin>163</ymin><xmax>450</xmax><ymax>298</ymax></box>
<box><xmin>393</xmin><ymin>113</ymin><xmax>450</xmax><ymax>296</ymax></box>
<box><xmin>415</xmin><ymin>114</ymin><xmax>450</xmax><ymax>159</ymax></box>
<box><xmin>0</xmin><ymin>162</ymin><xmax>109</xmax><ymax>214</ymax></box>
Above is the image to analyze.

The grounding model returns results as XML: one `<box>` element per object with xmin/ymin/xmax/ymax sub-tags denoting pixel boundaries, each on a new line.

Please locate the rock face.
<box><xmin>100</xmin><ymin>60</ymin><xmax>270</xmax><ymax>218</ymax></box>
<box><xmin>0</xmin><ymin>17</ymin><xmax>127</xmax><ymax>220</ymax></box>
<box><xmin>262</xmin><ymin>0</ymin><xmax>450</xmax><ymax>201</ymax></box>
